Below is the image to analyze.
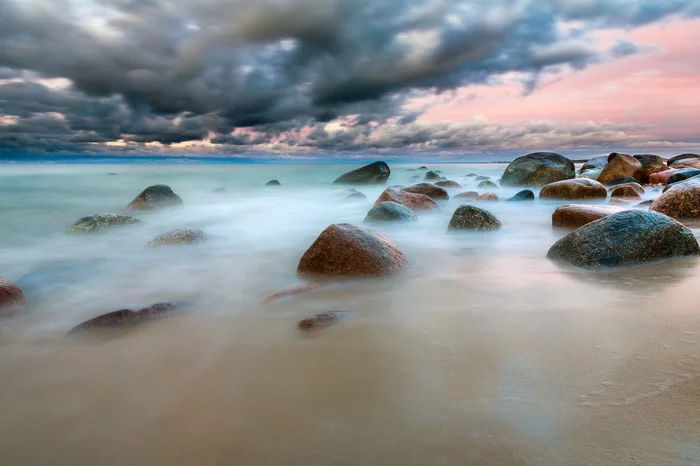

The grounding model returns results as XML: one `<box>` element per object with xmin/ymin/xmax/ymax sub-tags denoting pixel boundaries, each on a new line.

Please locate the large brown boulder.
<box><xmin>125</xmin><ymin>185</ymin><xmax>184</xmax><ymax>211</ymax></box>
<box><xmin>650</xmin><ymin>178</ymin><xmax>700</xmax><ymax>221</ymax></box>
<box><xmin>552</xmin><ymin>204</ymin><xmax>625</xmax><ymax>229</ymax></box>
<box><xmin>297</xmin><ymin>224</ymin><xmax>407</xmax><ymax>278</ymax></box>
<box><xmin>333</xmin><ymin>161</ymin><xmax>390</xmax><ymax>184</ymax></box>
<box><xmin>597</xmin><ymin>153</ymin><xmax>645</xmax><ymax>185</ymax></box>
<box><xmin>633</xmin><ymin>154</ymin><xmax>668</xmax><ymax>182</ymax></box>
<box><xmin>0</xmin><ymin>277</ymin><xmax>26</xmax><ymax>311</ymax></box>
<box><xmin>374</xmin><ymin>188</ymin><xmax>439</xmax><ymax>212</ymax></box>
<box><xmin>401</xmin><ymin>183</ymin><xmax>449</xmax><ymax>201</ymax></box>
<box><xmin>547</xmin><ymin>210</ymin><xmax>699</xmax><ymax>269</ymax></box>
<box><xmin>539</xmin><ymin>178</ymin><xmax>607</xmax><ymax>200</ymax></box>
<box><xmin>500</xmin><ymin>152</ymin><xmax>575</xmax><ymax>186</ymax></box>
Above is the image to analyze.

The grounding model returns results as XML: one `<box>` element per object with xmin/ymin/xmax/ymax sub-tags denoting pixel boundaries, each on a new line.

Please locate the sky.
<box><xmin>0</xmin><ymin>0</ymin><xmax>699</xmax><ymax>158</ymax></box>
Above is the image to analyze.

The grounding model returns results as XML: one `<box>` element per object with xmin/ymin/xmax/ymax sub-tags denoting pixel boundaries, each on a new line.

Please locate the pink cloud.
<box><xmin>415</xmin><ymin>18</ymin><xmax>700</xmax><ymax>143</ymax></box>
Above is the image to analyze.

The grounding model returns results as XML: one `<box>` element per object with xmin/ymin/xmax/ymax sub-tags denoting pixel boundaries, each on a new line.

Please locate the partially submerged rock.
<box><xmin>333</xmin><ymin>161</ymin><xmax>390</xmax><ymax>185</ymax></box>
<box><xmin>609</xmin><ymin>183</ymin><xmax>644</xmax><ymax>199</ymax></box>
<box><xmin>265</xmin><ymin>179</ymin><xmax>281</xmax><ymax>186</ymax></box>
<box><xmin>125</xmin><ymin>185</ymin><xmax>184</xmax><ymax>211</ymax></box>
<box><xmin>539</xmin><ymin>178</ymin><xmax>607</xmax><ymax>200</ymax></box>
<box><xmin>447</xmin><ymin>205</ymin><xmax>502</xmax><ymax>231</ymax></box>
<box><xmin>477</xmin><ymin>180</ymin><xmax>499</xmax><ymax>189</ymax></box>
<box><xmin>551</xmin><ymin>204</ymin><xmax>625</xmax><ymax>229</ymax></box>
<box><xmin>668</xmin><ymin>169</ymin><xmax>700</xmax><ymax>185</ymax></box>
<box><xmin>374</xmin><ymin>188</ymin><xmax>438</xmax><ymax>212</ymax></box>
<box><xmin>297</xmin><ymin>224</ymin><xmax>407</xmax><ymax>278</ymax></box>
<box><xmin>70</xmin><ymin>213</ymin><xmax>142</xmax><ymax>233</ymax></box>
<box><xmin>477</xmin><ymin>193</ymin><xmax>498</xmax><ymax>201</ymax></box>
<box><xmin>364</xmin><ymin>202</ymin><xmax>417</xmax><ymax>224</ymax></box>
<box><xmin>0</xmin><ymin>277</ymin><xmax>26</xmax><ymax>312</ymax></box>
<box><xmin>605</xmin><ymin>177</ymin><xmax>638</xmax><ymax>188</ymax></box>
<box><xmin>650</xmin><ymin>178</ymin><xmax>700</xmax><ymax>221</ymax></box>
<box><xmin>507</xmin><ymin>190</ymin><xmax>535</xmax><ymax>201</ymax></box>
<box><xmin>147</xmin><ymin>228</ymin><xmax>206</xmax><ymax>247</ymax></box>
<box><xmin>401</xmin><ymin>183</ymin><xmax>449</xmax><ymax>201</ymax></box>
<box><xmin>579</xmin><ymin>156</ymin><xmax>609</xmax><ymax>173</ymax></box>
<box><xmin>424</xmin><ymin>171</ymin><xmax>441</xmax><ymax>180</ymax></box>
<box><xmin>454</xmin><ymin>191</ymin><xmax>479</xmax><ymax>200</ymax></box>
<box><xmin>298</xmin><ymin>310</ymin><xmax>350</xmax><ymax>332</ymax></box>
<box><xmin>547</xmin><ymin>210</ymin><xmax>699</xmax><ymax>269</ymax></box>
<box><xmin>501</xmin><ymin>152</ymin><xmax>575</xmax><ymax>187</ymax></box>
<box><xmin>66</xmin><ymin>301</ymin><xmax>194</xmax><ymax>336</ymax></box>
<box><xmin>434</xmin><ymin>180</ymin><xmax>463</xmax><ymax>189</ymax></box>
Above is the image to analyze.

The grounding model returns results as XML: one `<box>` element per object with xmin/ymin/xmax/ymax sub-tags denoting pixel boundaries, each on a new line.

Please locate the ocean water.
<box><xmin>0</xmin><ymin>162</ymin><xmax>699</xmax><ymax>465</ymax></box>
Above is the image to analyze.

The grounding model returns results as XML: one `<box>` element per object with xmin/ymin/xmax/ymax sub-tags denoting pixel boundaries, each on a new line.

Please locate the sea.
<box><xmin>0</xmin><ymin>160</ymin><xmax>699</xmax><ymax>465</ymax></box>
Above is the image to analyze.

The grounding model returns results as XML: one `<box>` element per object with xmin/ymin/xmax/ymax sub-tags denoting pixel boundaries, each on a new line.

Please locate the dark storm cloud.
<box><xmin>0</xmin><ymin>0</ymin><xmax>697</xmax><ymax>152</ymax></box>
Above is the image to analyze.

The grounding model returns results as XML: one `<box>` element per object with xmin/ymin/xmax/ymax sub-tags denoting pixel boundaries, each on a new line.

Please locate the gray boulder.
<box><xmin>333</xmin><ymin>162</ymin><xmax>390</xmax><ymax>185</ymax></box>
<box><xmin>501</xmin><ymin>152</ymin><xmax>575</xmax><ymax>187</ymax></box>
<box><xmin>547</xmin><ymin>210</ymin><xmax>699</xmax><ymax>269</ymax></box>
<box><xmin>447</xmin><ymin>205</ymin><xmax>502</xmax><ymax>231</ymax></box>
<box><xmin>364</xmin><ymin>202</ymin><xmax>417</xmax><ymax>224</ymax></box>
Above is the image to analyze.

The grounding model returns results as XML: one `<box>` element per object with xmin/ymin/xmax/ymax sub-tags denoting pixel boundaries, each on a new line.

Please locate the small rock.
<box><xmin>465</xmin><ymin>173</ymin><xmax>477</xmax><ymax>177</ymax></box>
<box><xmin>375</xmin><ymin>188</ymin><xmax>439</xmax><ymax>212</ymax></box>
<box><xmin>364</xmin><ymin>202</ymin><xmax>417</xmax><ymax>224</ymax></box>
<box><xmin>507</xmin><ymin>190</ymin><xmax>535</xmax><ymax>201</ymax></box>
<box><xmin>125</xmin><ymin>185</ymin><xmax>184</xmax><ymax>211</ymax></box>
<box><xmin>265</xmin><ymin>179</ymin><xmax>281</xmax><ymax>186</ymax></box>
<box><xmin>475</xmin><ymin>175</ymin><xmax>491</xmax><ymax>181</ymax></box>
<box><xmin>401</xmin><ymin>183</ymin><xmax>449</xmax><ymax>201</ymax></box>
<box><xmin>551</xmin><ymin>204</ymin><xmax>625</xmax><ymax>229</ymax></box>
<box><xmin>455</xmin><ymin>191</ymin><xmax>479</xmax><ymax>199</ymax></box>
<box><xmin>424</xmin><ymin>171</ymin><xmax>441</xmax><ymax>180</ymax></box>
<box><xmin>298</xmin><ymin>311</ymin><xmax>350</xmax><ymax>332</ymax></box>
<box><xmin>477</xmin><ymin>180</ymin><xmax>499</xmax><ymax>189</ymax></box>
<box><xmin>418</xmin><ymin>166</ymin><xmax>428</xmax><ymax>170</ymax></box>
<box><xmin>609</xmin><ymin>183</ymin><xmax>644</xmax><ymax>199</ymax></box>
<box><xmin>69</xmin><ymin>213</ymin><xmax>142</xmax><ymax>234</ymax></box>
<box><xmin>477</xmin><ymin>193</ymin><xmax>498</xmax><ymax>201</ymax></box>
<box><xmin>66</xmin><ymin>301</ymin><xmax>193</xmax><ymax>336</ymax></box>
<box><xmin>435</xmin><ymin>180</ymin><xmax>463</xmax><ymax>189</ymax></box>
<box><xmin>147</xmin><ymin>228</ymin><xmax>206</xmax><ymax>247</ymax></box>
<box><xmin>447</xmin><ymin>205</ymin><xmax>502</xmax><ymax>231</ymax></box>
<box><xmin>539</xmin><ymin>179</ymin><xmax>607</xmax><ymax>200</ymax></box>
<box><xmin>0</xmin><ymin>277</ymin><xmax>26</xmax><ymax>312</ymax></box>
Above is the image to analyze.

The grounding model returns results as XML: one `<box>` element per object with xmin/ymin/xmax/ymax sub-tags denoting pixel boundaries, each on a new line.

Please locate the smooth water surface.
<box><xmin>0</xmin><ymin>163</ymin><xmax>698</xmax><ymax>465</ymax></box>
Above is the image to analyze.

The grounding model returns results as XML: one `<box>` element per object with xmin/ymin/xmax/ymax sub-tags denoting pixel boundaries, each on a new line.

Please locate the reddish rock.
<box><xmin>539</xmin><ymin>178</ymin><xmax>607</xmax><ymax>200</ymax></box>
<box><xmin>649</xmin><ymin>169</ymin><xmax>680</xmax><ymax>185</ymax></box>
<box><xmin>297</xmin><ymin>224</ymin><xmax>407</xmax><ymax>278</ymax></box>
<box><xmin>609</xmin><ymin>183</ymin><xmax>644</xmax><ymax>199</ymax></box>
<box><xmin>374</xmin><ymin>188</ymin><xmax>439</xmax><ymax>212</ymax></box>
<box><xmin>125</xmin><ymin>185</ymin><xmax>184</xmax><ymax>211</ymax></box>
<box><xmin>0</xmin><ymin>277</ymin><xmax>26</xmax><ymax>311</ymax></box>
<box><xmin>454</xmin><ymin>191</ymin><xmax>479</xmax><ymax>200</ymax></box>
<box><xmin>477</xmin><ymin>193</ymin><xmax>498</xmax><ymax>201</ymax></box>
<box><xmin>401</xmin><ymin>183</ymin><xmax>449</xmax><ymax>201</ymax></box>
<box><xmin>552</xmin><ymin>204</ymin><xmax>625</xmax><ymax>229</ymax></box>
<box><xmin>66</xmin><ymin>302</ymin><xmax>192</xmax><ymax>336</ymax></box>
<box><xmin>597</xmin><ymin>153</ymin><xmax>645</xmax><ymax>185</ymax></box>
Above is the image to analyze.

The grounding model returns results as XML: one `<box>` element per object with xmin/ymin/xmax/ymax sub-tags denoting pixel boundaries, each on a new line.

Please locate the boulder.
<box><xmin>454</xmin><ymin>191</ymin><xmax>479</xmax><ymax>200</ymax></box>
<box><xmin>364</xmin><ymin>202</ymin><xmax>417</xmax><ymax>224</ymax></box>
<box><xmin>265</xmin><ymin>179</ymin><xmax>281</xmax><ymax>186</ymax></box>
<box><xmin>634</xmin><ymin>154</ymin><xmax>668</xmax><ymax>182</ymax></box>
<box><xmin>66</xmin><ymin>301</ymin><xmax>193</xmax><ymax>336</ymax></box>
<box><xmin>539</xmin><ymin>178</ymin><xmax>607</xmax><ymax>200</ymax></box>
<box><xmin>125</xmin><ymin>185</ymin><xmax>184</xmax><ymax>211</ymax></box>
<box><xmin>0</xmin><ymin>277</ymin><xmax>26</xmax><ymax>311</ymax></box>
<box><xmin>507</xmin><ymin>189</ymin><xmax>535</xmax><ymax>201</ymax></box>
<box><xmin>333</xmin><ymin>161</ymin><xmax>390</xmax><ymax>185</ymax></box>
<box><xmin>70</xmin><ymin>213</ymin><xmax>142</xmax><ymax>233</ymax></box>
<box><xmin>424</xmin><ymin>171</ymin><xmax>441</xmax><ymax>181</ymax></box>
<box><xmin>297</xmin><ymin>224</ymin><xmax>407</xmax><ymax>278</ymax></box>
<box><xmin>477</xmin><ymin>193</ymin><xmax>498</xmax><ymax>201</ymax></box>
<box><xmin>605</xmin><ymin>177</ymin><xmax>638</xmax><ymax>188</ymax></box>
<box><xmin>650</xmin><ymin>178</ymin><xmax>700</xmax><ymax>220</ymax></box>
<box><xmin>668</xmin><ymin>169</ymin><xmax>700</xmax><ymax>185</ymax></box>
<box><xmin>609</xmin><ymin>183</ymin><xmax>644</xmax><ymax>199</ymax></box>
<box><xmin>434</xmin><ymin>180</ymin><xmax>463</xmax><ymax>189</ymax></box>
<box><xmin>401</xmin><ymin>183</ymin><xmax>449</xmax><ymax>201</ymax></box>
<box><xmin>552</xmin><ymin>204</ymin><xmax>625</xmax><ymax>229</ymax></box>
<box><xmin>597</xmin><ymin>153</ymin><xmax>645</xmax><ymax>185</ymax></box>
<box><xmin>477</xmin><ymin>180</ymin><xmax>499</xmax><ymax>189</ymax></box>
<box><xmin>579</xmin><ymin>156</ymin><xmax>609</xmax><ymax>173</ymax></box>
<box><xmin>667</xmin><ymin>153</ymin><xmax>700</xmax><ymax>167</ymax></box>
<box><xmin>374</xmin><ymin>188</ymin><xmax>439</xmax><ymax>212</ymax></box>
<box><xmin>649</xmin><ymin>169</ymin><xmax>680</xmax><ymax>185</ymax></box>
<box><xmin>447</xmin><ymin>205</ymin><xmax>502</xmax><ymax>231</ymax></box>
<box><xmin>475</xmin><ymin>175</ymin><xmax>491</xmax><ymax>181</ymax></box>
<box><xmin>418</xmin><ymin>166</ymin><xmax>428</xmax><ymax>170</ymax></box>
<box><xmin>500</xmin><ymin>152</ymin><xmax>575</xmax><ymax>187</ymax></box>
<box><xmin>547</xmin><ymin>210</ymin><xmax>699</xmax><ymax>269</ymax></box>
<box><xmin>147</xmin><ymin>228</ymin><xmax>206</xmax><ymax>247</ymax></box>
<box><xmin>298</xmin><ymin>310</ymin><xmax>350</xmax><ymax>332</ymax></box>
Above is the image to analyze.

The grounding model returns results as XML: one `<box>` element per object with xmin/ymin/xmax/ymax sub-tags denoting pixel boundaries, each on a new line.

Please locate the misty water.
<box><xmin>1</xmin><ymin>163</ymin><xmax>699</xmax><ymax>465</ymax></box>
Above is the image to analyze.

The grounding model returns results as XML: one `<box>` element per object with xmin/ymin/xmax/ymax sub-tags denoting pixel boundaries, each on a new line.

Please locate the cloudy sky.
<box><xmin>1</xmin><ymin>0</ymin><xmax>699</xmax><ymax>157</ymax></box>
